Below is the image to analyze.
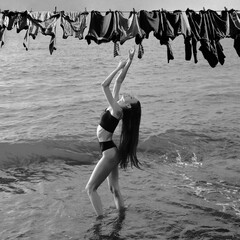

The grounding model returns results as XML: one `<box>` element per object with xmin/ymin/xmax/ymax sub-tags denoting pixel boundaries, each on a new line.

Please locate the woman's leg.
<box><xmin>107</xmin><ymin>165</ymin><xmax>125</xmax><ymax>210</ymax></box>
<box><xmin>85</xmin><ymin>148</ymin><xmax>119</xmax><ymax>216</ymax></box>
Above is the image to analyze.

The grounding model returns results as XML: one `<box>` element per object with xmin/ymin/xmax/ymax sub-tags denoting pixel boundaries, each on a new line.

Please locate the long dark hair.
<box><xmin>118</xmin><ymin>101</ymin><xmax>141</xmax><ymax>169</ymax></box>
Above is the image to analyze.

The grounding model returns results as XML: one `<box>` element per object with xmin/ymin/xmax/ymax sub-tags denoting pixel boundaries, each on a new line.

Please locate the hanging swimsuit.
<box><xmin>97</xmin><ymin>109</ymin><xmax>119</xmax><ymax>152</ymax></box>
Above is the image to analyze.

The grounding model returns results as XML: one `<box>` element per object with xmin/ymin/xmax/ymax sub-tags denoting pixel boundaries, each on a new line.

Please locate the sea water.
<box><xmin>0</xmin><ymin>27</ymin><xmax>240</xmax><ymax>239</ymax></box>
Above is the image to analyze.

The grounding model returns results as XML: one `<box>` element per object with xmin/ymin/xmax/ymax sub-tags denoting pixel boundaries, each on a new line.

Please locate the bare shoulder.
<box><xmin>109</xmin><ymin>104</ymin><xmax>123</xmax><ymax>120</ymax></box>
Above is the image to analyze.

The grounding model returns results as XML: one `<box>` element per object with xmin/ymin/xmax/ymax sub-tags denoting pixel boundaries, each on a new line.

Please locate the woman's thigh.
<box><xmin>86</xmin><ymin>148</ymin><xmax>118</xmax><ymax>190</ymax></box>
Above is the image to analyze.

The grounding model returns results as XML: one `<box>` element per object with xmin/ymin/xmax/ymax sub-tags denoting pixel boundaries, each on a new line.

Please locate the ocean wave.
<box><xmin>0</xmin><ymin>139</ymin><xmax>98</xmax><ymax>169</ymax></box>
<box><xmin>1</xmin><ymin>129</ymin><xmax>238</xmax><ymax>169</ymax></box>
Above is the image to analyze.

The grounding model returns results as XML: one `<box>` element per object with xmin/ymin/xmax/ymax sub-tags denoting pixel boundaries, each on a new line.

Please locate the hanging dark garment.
<box><xmin>157</xmin><ymin>11</ymin><xmax>175</xmax><ymax>62</ymax></box>
<box><xmin>139</xmin><ymin>10</ymin><xmax>175</xmax><ymax>62</ymax></box>
<box><xmin>199</xmin><ymin>11</ymin><xmax>219</xmax><ymax>67</ymax></box>
<box><xmin>139</xmin><ymin>10</ymin><xmax>191</xmax><ymax>63</ymax></box>
<box><xmin>209</xmin><ymin>10</ymin><xmax>228</xmax><ymax>65</ymax></box>
<box><xmin>171</xmin><ymin>10</ymin><xmax>192</xmax><ymax>61</ymax></box>
<box><xmin>228</xmin><ymin>10</ymin><xmax>240</xmax><ymax>57</ymax></box>
<box><xmin>138</xmin><ymin>10</ymin><xmax>160</xmax><ymax>39</ymax></box>
<box><xmin>14</xmin><ymin>11</ymin><xmax>30</xmax><ymax>50</ymax></box>
<box><xmin>4</xmin><ymin>11</ymin><xmax>18</xmax><ymax>30</ymax></box>
<box><xmin>116</xmin><ymin>11</ymin><xmax>144</xmax><ymax>45</ymax></box>
<box><xmin>186</xmin><ymin>9</ymin><xmax>201</xmax><ymax>63</ymax></box>
<box><xmin>85</xmin><ymin>11</ymin><xmax>117</xmax><ymax>44</ymax></box>
<box><xmin>138</xmin><ymin>10</ymin><xmax>160</xmax><ymax>59</ymax></box>
<box><xmin>115</xmin><ymin>11</ymin><xmax>145</xmax><ymax>58</ymax></box>
<box><xmin>15</xmin><ymin>11</ymin><xmax>29</xmax><ymax>33</ymax></box>
<box><xmin>199</xmin><ymin>10</ymin><xmax>227</xmax><ymax>67</ymax></box>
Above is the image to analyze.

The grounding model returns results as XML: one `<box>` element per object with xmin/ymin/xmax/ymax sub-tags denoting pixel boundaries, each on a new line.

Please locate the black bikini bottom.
<box><xmin>99</xmin><ymin>140</ymin><xmax>117</xmax><ymax>153</ymax></box>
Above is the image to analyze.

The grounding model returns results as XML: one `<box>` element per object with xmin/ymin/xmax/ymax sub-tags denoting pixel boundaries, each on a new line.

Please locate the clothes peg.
<box><xmin>83</xmin><ymin>7</ymin><xmax>88</xmax><ymax>15</ymax></box>
<box><xmin>133</xmin><ymin>8</ymin><xmax>136</xmax><ymax>13</ymax></box>
<box><xmin>54</xmin><ymin>6</ymin><xmax>57</xmax><ymax>13</ymax></box>
<box><xmin>203</xmin><ymin>7</ymin><xmax>206</xmax><ymax>11</ymax></box>
<box><xmin>224</xmin><ymin>7</ymin><xmax>228</xmax><ymax>11</ymax></box>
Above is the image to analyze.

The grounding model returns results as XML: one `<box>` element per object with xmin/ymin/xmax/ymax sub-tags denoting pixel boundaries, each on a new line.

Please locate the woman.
<box><xmin>85</xmin><ymin>48</ymin><xmax>141</xmax><ymax>217</ymax></box>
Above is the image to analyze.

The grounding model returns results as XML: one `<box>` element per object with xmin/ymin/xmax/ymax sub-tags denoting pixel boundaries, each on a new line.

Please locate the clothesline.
<box><xmin>1</xmin><ymin>7</ymin><xmax>240</xmax><ymax>14</ymax></box>
<box><xmin>0</xmin><ymin>8</ymin><xmax>240</xmax><ymax>68</ymax></box>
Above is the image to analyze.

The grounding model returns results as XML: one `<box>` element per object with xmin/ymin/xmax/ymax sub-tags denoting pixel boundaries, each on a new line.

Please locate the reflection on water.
<box><xmin>87</xmin><ymin>209</ymin><xmax>126</xmax><ymax>240</ymax></box>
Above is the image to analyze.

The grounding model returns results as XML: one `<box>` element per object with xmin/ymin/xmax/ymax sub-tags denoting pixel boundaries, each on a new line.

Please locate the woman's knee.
<box><xmin>85</xmin><ymin>182</ymin><xmax>98</xmax><ymax>195</ymax></box>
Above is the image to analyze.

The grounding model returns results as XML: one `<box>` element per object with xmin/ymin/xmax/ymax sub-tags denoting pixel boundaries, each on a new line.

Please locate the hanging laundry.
<box><xmin>186</xmin><ymin>9</ymin><xmax>228</xmax><ymax>67</ymax></box>
<box><xmin>186</xmin><ymin>9</ymin><xmax>201</xmax><ymax>63</ymax></box>
<box><xmin>60</xmin><ymin>11</ymin><xmax>88</xmax><ymax>40</ymax></box>
<box><xmin>28</xmin><ymin>11</ymin><xmax>46</xmax><ymax>39</ymax></box>
<box><xmin>138</xmin><ymin>10</ymin><xmax>162</xmax><ymax>58</ymax></box>
<box><xmin>138</xmin><ymin>10</ymin><xmax>159</xmax><ymax>39</ymax></box>
<box><xmin>12</xmin><ymin>11</ymin><xmax>31</xmax><ymax>50</ymax></box>
<box><xmin>26</xmin><ymin>11</ymin><xmax>61</xmax><ymax>54</ymax></box>
<box><xmin>0</xmin><ymin>11</ymin><xmax>8</xmax><ymax>47</ymax></box>
<box><xmin>115</xmin><ymin>10</ymin><xmax>145</xmax><ymax>58</ymax></box>
<box><xmin>15</xmin><ymin>11</ymin><xmax>29</xmax><ymax>33</ymax></box>
<box><xmin>116</xmin><ymin>11</ymin><xmax>144</xmax><ymax>44</ymax></box>
<box><xmin>139</xmin><ymin>10</ymin><xmax>192</xmax><ymax>63</ymax></box>
<box><xmin>0</xmin><ymin>7</ymin><xmax>239</xmax><ymax>66</ymax></box>
<box><xmin>4</xmin><ymin>11</ymin><xmax>18</xmax><ymax>30</ymax></box>
<box><xmin>139</xmin><ymin>10</ymin><xmax>175</xmax><ymax>62</ymax></box>
<box><xmin>85</xmin><ymin>11</ymin><xmax>117</xmax><ymax>44</ymax></box>
<box><xmin>171</xmin><ymin>10</ymin><xmax>192</xmax><ymax>61</ymax></box>
<box><xmin>228</xmin><ymin>10</ymin><xmax>240</xmax><ymax>57</ymax></box>
<box><xmin>198</xmin><ymin>10</ymin><xmax>227</xmax><ymax>67</ymax></box>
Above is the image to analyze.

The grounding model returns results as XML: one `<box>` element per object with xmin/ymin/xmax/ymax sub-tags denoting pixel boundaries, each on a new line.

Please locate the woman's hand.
<box><xmin>128</xmin><ymin>47</ymin><xmax>136</xmax><ymax>60</ymax></box>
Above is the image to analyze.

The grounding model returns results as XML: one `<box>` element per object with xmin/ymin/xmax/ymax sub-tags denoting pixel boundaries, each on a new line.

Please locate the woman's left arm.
<box><xmin>113</xmin><ymin>48</ymin><xmax>135</xmax><ymax>100</ymax></box>
<box><xmin>101</xmin><ymin>59</ymin><xmax>127</xmax><ymax>110</ymax></box>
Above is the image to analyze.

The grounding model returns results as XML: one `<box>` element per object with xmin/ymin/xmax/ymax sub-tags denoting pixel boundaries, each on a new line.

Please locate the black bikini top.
<box><xmin>99</xmin><ymin>109</ymin><xmax>119</xmax><ymax>133</ymax></box>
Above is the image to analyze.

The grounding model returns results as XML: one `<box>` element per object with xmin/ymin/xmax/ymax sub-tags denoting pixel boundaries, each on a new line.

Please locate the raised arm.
<box><xmin>101</xmin><ymin>59</ymin><xmax>127</xmax><ymax>111</ymax></box>
<box><xmin>113</xmin><ymin>48</ymin><xmax>135</xmax><ymax>100</ymax></box>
